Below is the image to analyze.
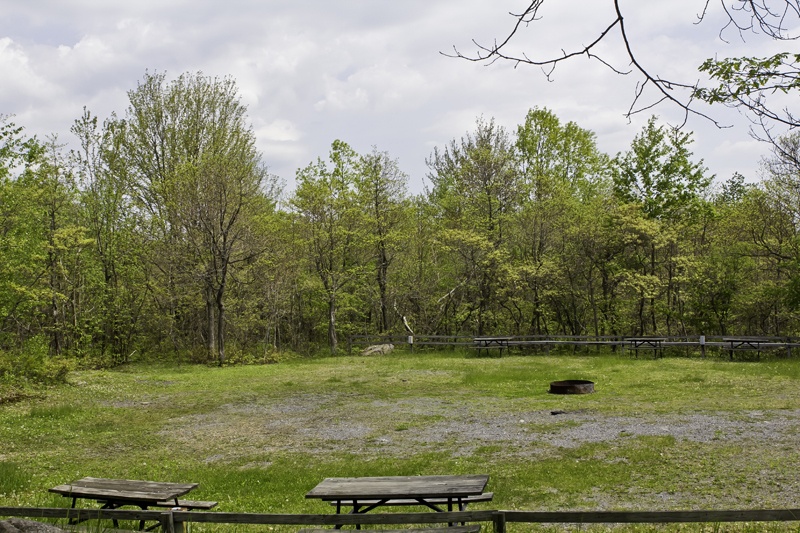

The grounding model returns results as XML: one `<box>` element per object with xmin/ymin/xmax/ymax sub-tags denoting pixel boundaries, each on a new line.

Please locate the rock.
<box><xmin>361</xmin><ymin>344</ymin><xmax>394</xmax><ymax>356</ymax></box>
<box><xmin>0</xmin><ymin>519</ymin><xmax>67</xmax><ymax>533</ymax></box>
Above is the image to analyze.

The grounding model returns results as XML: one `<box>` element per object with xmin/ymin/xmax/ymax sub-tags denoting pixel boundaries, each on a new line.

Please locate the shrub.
<box><xmin>0</xmin><ymin>335</ymin><xmax>73</xmax><ymax>385</ymax></box>
<box><xmin>223</xmin><ymin>343</ymin><xmax>301</xmax><ymax>365</ymax></box>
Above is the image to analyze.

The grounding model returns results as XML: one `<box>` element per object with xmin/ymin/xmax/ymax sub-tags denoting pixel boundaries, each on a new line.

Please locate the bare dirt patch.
<box><xmin>156</xmin><ymin>391</ymin><xmax>800</xmax><ymax>509</ymax></box>
<box><xmin>161</xmin><ymin>392</ymin><xmax>799</xmax><ymax>455</ymax></box>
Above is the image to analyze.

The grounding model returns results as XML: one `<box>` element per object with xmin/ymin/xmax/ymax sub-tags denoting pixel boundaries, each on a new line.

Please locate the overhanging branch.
<box><xmin>447</xmin><ymin>0</ymin><xmax>799</xmax><ymax>130</ymax></box>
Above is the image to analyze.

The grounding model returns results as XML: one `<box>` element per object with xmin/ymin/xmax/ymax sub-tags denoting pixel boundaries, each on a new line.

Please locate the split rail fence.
<box><xmin>3</xmin><ymin>507</ymin><xmax>800</xmax><ymax>533</ymax></box>
<box><xmin>348</xmin><ymin>334</ymin><xmax>800</xmax><ymax>358</ymax></box>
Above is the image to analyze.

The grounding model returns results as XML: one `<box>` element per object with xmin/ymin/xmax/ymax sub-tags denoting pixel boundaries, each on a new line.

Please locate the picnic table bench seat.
<box><xmin>152</xmin><ymin>499</ymin><xmax>218</xmax><ymax>510</ymax></box>
<box><xmin>300</xmin><ymin>526</ymin><xmax>481</xmax><ymax>533</ymax></box>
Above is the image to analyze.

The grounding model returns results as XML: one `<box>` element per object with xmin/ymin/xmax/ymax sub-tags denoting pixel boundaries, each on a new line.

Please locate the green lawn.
<box><xmin>2</xmin><ymin>348</ymin><xmax>800</xmax><ymax>532</ymax></box>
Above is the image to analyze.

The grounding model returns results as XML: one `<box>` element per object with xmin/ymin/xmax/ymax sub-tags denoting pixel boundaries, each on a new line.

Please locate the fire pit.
<box><xmin>549</xmin><ymin>380</ymin><xmax>595</xmax><ymax>394</ymax></box>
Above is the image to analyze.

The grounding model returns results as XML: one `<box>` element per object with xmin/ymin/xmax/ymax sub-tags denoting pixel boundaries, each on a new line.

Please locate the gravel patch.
<box><xmin>155</xmin><ymin>394</ymin><xmax>800</xmax><ymax>509</ymax></box>
<box><xmin>162</xmin><ymin>395</ymin><xmax>800</xmax><ymax>455</ymax></box>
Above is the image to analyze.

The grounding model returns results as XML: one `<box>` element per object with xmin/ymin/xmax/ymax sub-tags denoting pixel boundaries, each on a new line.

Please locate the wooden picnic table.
<box><xmin>623</xmin><ymin>337</ymin><xmax>666</xmax><ymax>359</ymax></box>
<box><xmin>49</xmin><ymin>477</ymin><xmax>214</xmax><ymax>530</ymax></box>
<box><xmin>472</xmin><ymin>337</ymin><xmax>512</xmax><ymax>356</ymax></box>
<box><xmin>722</xmin><ymin>337</ymin><xmax>782</xmax><ymax>360</ymax></box>
<box><xmin>306</xmin><ymin>475</ymin><xmax>490</xmax><ymax>528</ymax></box>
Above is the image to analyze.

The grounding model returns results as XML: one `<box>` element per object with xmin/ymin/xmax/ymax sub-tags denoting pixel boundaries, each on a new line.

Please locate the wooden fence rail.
<box><xmin>348</xmin><ymin>334</ymin><xmax>800</xmax><ymax>357</ymax></box>
<box><xmin>4</xmin><ymin>507</ymin><xmax>800</xmax><ymax>533</ymax></box>
<box><xmin>498</xmin><ymin>509</ymin><xmax>800</xmax><ymax>529</ymax></box>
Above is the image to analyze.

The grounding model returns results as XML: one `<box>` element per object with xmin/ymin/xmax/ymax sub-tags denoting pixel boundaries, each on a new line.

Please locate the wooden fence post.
<box><xmin>160</xmin><ymin>511</ymin><xmax>185</xmax><ymax>533</ymax></box>
<box><xmin>160</xmin><ymin>512</ymin><xmax>172</xmax><ymax>533</ymax></box>
<box><xmin>492</xmin><ymin>511</ymin><xmax>506</xmax><ymax>533</ymax></box>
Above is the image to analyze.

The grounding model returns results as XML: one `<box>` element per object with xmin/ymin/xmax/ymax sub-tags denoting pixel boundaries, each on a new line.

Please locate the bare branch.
<box><xmin>448</xmin><ymin>0</ymin><xmax>799</xmax><ymax>131</ymax></box>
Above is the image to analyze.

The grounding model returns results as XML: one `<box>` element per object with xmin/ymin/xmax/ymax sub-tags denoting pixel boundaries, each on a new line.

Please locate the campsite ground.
<box><xmin>1</xmin><ymin>349</ymin><xmax>799</xmax><ymax>531</ymax></box>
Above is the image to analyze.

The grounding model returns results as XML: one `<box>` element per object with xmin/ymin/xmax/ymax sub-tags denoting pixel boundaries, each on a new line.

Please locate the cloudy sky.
<box><xmin>0</xmin><ymin>1</ymin><xmax>791</xmax><ymax>193</ymax></box>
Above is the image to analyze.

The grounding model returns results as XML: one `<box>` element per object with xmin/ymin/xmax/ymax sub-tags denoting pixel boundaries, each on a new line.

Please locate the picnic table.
<box><xmin>306</xmin><ymin>474</ymin><xmax>491</xmax><ymax>529</ymax></box>
<box><xmin>472</xmin><ymin>337</ymin><xmax>512</xmax><ymax>356</ymax></box>
<box><xmin>623</xmin><ymin>337</ymin><xmax>666</xmax><ymax>359</ymax></box>
<box><xmin>722</xmin><ymin>337</ymin><xmax>781</xmax><ymax>360</ymax></box>
<box><xmin>49</xmin><ymin>477</ymin><xmax>216</xmax><ymax>530</ymax></box>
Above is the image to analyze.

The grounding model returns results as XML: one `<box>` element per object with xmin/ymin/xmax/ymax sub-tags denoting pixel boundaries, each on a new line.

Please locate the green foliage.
<box><xmin>116</xmin><ymin>71</ymin><xmax>280</xmax><ymax>365</ymax></box>
<box><xmin>717</xmin><ymin>173</ymin><xmax>752</xmax><ymax>205</ymax></box>
<box><xmin>696</xmin><ymin>53</ymin><xmax>800</xmax><ymax>107</ymax></box>
<box><xmin>291</xmin><ymin>139</ymin><xmax>371</xmax><ymax>352</ymax></box>
<box><xmin>0</xmin><ymin>116</ymin><xmax>45</xmax><ymax>179</ymax></box>
<box><xmin>0</xmin><ymin>336</ymin><xmax>73</xmax><ymax>385</ymax></box>
<box><xmin>3</xmin><ymin>96</ymin><xmax>800</xmax><ymax>360</ymax></box>
<box><xmin>0</xmin><ymin>121</ymin><xmax>50</xmax><ymax>346</ymax></box>
<box><xmin>219</xmin><ymin>343</ymin><xmax>301</xmax><ymax>365</ymax></box>
<box><xmin>516</xmin><ymin>106</ymin><xmax>609</xmax><ymax>201</ymax></box>
<box><xmin>612</xmin><ymin>116</ymin><xmax>711</xmax><ymax>222</ymax></box>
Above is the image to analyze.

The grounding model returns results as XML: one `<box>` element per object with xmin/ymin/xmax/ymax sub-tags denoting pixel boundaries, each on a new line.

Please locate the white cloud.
<box><xmin>256</xmin><ymin>119</ymin><xmax>302</xmax><ymax>142</ymax></box>
<box><xmin>0</xmin><ymin>0</ymin><xmax>790</xmax><ymax>192</ymax></box>
<box><xmin>0</xmin><ymin>38</ymin><xmax>54</xmax><ymax>103</ymax></box>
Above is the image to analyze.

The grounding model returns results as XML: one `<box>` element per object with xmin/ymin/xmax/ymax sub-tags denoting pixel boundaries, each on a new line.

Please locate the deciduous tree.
<box><xmin>118</xmin><ymin>71</ymin><xmax>274</xmax><ymax>363</ymax></box>
<box><xmin>292</xmin><ymin>140</ymin><xmax>367</xmax><ymax>353</ymax></box>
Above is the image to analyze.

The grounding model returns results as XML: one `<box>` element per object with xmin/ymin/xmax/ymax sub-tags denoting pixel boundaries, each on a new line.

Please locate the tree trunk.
<box><xmin>206</xmin><ymin>286</ymin><xmax>216</xmax><ymax>361</ymax></box>
<box><xmin>590</xmin><ymin>280</ymin><xmax>599</xmax><ymax>339</ymax></box>
<box><xmin>377</xmin><ymin>243</ymin><xmax>389</xmax><ymax>333</ymax></box>
<box><xmin>48</xmin><ymin>205</ymin><xmax>62</xmax><ymax>356</ymax></box>
<box><xmin>328</xmin><ymin>290</ymin><xmax>338</xmax><ymax>354</ymax></box>
<box><xmin>216</xmin><ymin>289</ymin><xmax>225</xmax><ymax>364</ymax></box>
<box><xmin>650</xmin><ymin>244</ymin><xmax>657</xmax><ymax>334</ymax></box>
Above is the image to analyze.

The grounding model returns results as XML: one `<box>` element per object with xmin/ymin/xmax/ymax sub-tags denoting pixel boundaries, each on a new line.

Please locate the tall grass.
<box><xmin>29</xmin><ymin>404</ymin><xmax>82</xmax><ymax>419</ymax></box>
<box><xmin>0</xmin><ymin>462</ymin><xmax>30</xmax><ymax>495</ymax></box>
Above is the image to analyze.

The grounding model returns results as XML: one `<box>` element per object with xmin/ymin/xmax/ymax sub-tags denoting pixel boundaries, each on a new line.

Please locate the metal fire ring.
<box><xmin>549</xmin><ymin>380</ymin><xmax>595</xmax><ymax>394</ymax></box>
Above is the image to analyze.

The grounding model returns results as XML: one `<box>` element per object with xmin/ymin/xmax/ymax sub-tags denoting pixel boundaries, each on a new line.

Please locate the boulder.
<box><xmin>0</xmin><ymin>519</ymin><xmax>67</xmax><ymax>533</ymax></box>
<box><xmin>361</xmin><ymin>344</ymin><xmax>394</xmax><ymax>356</ymax></box>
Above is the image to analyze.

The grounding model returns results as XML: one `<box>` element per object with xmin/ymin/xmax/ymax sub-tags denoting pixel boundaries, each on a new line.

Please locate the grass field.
<box><xmin>1</xmin><ymin>348</ymin><xmax>800</xmax><ymax>532</ymax></box>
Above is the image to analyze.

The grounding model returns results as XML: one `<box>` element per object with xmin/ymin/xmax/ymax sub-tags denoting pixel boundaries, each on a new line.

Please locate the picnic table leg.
<box><xmin>456</xmin><ymin>497</ymin><xmax>468</xmax><ymax>524</ymax></box>
<box><xmin>447</xmin><ymin>497</ymin><xmax>453</xmax><ymax>527</ymax></box>
<box><xmin>98</xmin><ymin>501</ymin><xmax>121</xmax><ymax>528</ymax></box>
<box><xmin>333</xmin><ymin>499</ymin><xmax>342</xmax><ymax>530</ymax></box>
<box><xmin>353</xmin><ymin>502</ymin><xmax>361</xmax><ymax>530</ymax></box>
<box><xmin>138</xmin><ymin>505</ymin><xmax>150</xmax><ymax>530</ymax></box>
<box><xmin>67</xmin><ymin>497</ymin><xmax>77</xmax><ymax>525</ymax></box>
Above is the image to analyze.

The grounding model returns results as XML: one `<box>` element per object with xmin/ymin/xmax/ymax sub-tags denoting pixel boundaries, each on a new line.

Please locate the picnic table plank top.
<box><xmin>49</xmin><ymin>477</ymin><xmax>198</xmax><ymax>502</ymax></box>
<box><xmin>305</xmin><ymin>475</ymin><xmax>489</xmax><ymax>500</ymax></box>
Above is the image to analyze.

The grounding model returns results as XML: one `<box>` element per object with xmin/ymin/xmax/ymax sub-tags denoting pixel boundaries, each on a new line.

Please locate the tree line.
<box><xmin>1</xmin><ymin>71</ymin><xmax>798</xmax><ymax>367</ymax></box>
